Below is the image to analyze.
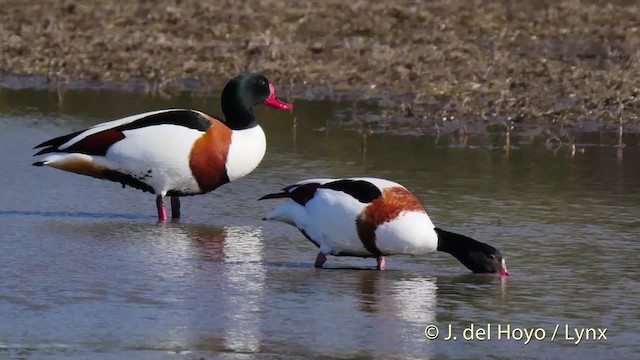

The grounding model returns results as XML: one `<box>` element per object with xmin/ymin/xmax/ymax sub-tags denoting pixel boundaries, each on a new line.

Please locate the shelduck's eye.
<box><xmin>258</xmin><ymin>79</ymin><xmax>267</xmax><ymax>87</ymax></box>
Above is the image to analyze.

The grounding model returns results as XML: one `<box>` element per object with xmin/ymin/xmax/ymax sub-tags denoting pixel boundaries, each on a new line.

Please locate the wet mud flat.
<box><xmin>1</xmin><ymin>0</ymin><xmax>639</xmax><ymax>135</ymax></box>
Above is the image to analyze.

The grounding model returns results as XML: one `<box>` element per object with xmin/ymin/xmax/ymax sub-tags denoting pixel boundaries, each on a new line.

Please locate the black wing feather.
<box><xmin>33</xmin><ymin>129</ymin><xmax>85</xmax><ymax>149</ymax></box>
<box><xmin>319</xmin><ymin>179</ymin><xmax>382</xmax><ymax>203</ymax></box>
<box><xmin>259</xmin><ymin>182</ymin><xmax>322</xmax><ymax>205</ymax></box>
<box><xmin>258</xmin><ymin>192</ymin><xmax>291</xmax><ymax>201</ymax></box>
<box><xmin>259</xmin><ymin>179</ymin><xmax>382</xmax><ymax>206</ymax></box>
<box><xmin>33</xmin><ymin>110</ymin><xmax>215</xmax><ymax>156</ymax></box>
<box><xmin>115</xmin><ymin>110</ymin><xmax>213</xmax><ymax>132</ymax></box>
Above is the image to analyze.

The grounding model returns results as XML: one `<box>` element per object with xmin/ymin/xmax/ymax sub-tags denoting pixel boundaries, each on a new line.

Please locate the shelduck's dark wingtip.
<box><xmin>33</xmin><ymin>141</ymin><xmax>47</xmax><ymax>149</ymax></box>
<box><xmin>32</xmin><ymin>161</ymin><xmax>45</xmax><ymax>166</ymax></box>
<box><xmin>33</xmin><ymin>147</ymin><xmax>57</xmax><ymax>156</ymax></box>
<box><xmin>261</xmin><ymin>217</ymin><xmax>267</xmax><ymax>221</ymax></box>
<box><xmin>33</xmin><ymin>139</ymin><xmax>56</xmax><ymax>149</ymax></box>
<box><xmin>257</xmin><ymin>192</ymin><xmax>289</xmax><ymax>201</ymax></box>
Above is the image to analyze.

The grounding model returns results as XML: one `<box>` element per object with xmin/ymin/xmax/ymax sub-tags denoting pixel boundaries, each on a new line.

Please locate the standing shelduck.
<box><xmin>33</xmin><ymin>73</ymin><xmax>292</xmax><ymax>221</ymax></box>
<box><xmin>260</xmin><ymin>178</ymin><xmax>510</xmax><ymax>275</ymax></box>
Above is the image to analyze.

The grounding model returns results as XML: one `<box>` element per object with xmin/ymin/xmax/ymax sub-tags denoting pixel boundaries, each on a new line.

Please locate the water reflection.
<box><xmin>1</xmin><ymin>86</ymin><xmax>639</xmax><ymax>358</ymax></box>
<box><xmin>436</xmin><ymin>273</ymin><xmax>509</xmax><ymax>303</ymax></box>
<box><xmin>219</xmin><ymin>226</ymin><xmax>265</xmax><ymax>353</ymax></box>
<box><xmin>353</xmin><ymin>271</ymin><xmax>437</xmax><ymax>323</ymax></box>
<box><xmin>352</xmin><ymin>272</ymin><xmax>438</xmax><ymax>357</ymax></box>
<box><xmin>182</xmin><ymin>224</ymin><xmax>226</xmax><ymax>262</ymax></box>
<box><xmin>0</xmin><ymin>209</ymin><xmax>152</xmax><ymax>220</ymax></box>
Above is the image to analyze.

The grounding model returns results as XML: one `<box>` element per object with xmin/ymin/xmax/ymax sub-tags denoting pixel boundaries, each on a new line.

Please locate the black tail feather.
<box><xmin>33</xmin><ymin>147</ymin><xmax>60</xmax><ymax>156</ymax></box>
<box><xmin>258</xmin><ymin>192</ymin><xmax>290</xmax><ymax>201</ymax></box>
<box><xmin>32</xmin><ymin>161</ymin><xmax>46</xmax><ymax>166</ymax></box>
<box><xmin>33</xmin><ymin>129</ymin><xmax>84</xmax><ymax>149</ymax></box>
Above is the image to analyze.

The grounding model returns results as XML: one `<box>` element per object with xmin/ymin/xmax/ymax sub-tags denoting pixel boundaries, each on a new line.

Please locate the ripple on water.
<box><xmin>1</xmin><ymin>93</ymin><xmax>639</xmax><ymax>358</ymax></box>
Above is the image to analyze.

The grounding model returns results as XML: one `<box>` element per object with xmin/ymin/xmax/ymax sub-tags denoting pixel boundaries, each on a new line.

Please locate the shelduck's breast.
<box><xmin>188</xmin><ymin>120</ymin><xmax>233</xmax><ymax>193</ymax></box>
<box><xmin>188</xmin><ymin>122</ymin><xmax>266</xmax><ymax>193</ymax></box>
<box><xmin>225</xmin><ymin>126</ymin><xmax>267</xmax><ymax>182</ymax></box>
<box><xmin>357</xmin><ymin>186</ymin><xmax>437</xmax><ymax>255</ymax></box>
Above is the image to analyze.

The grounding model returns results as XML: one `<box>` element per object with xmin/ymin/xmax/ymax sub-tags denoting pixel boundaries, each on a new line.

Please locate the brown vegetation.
<box><xmin>1</xmin><ymin>0</ymin><xmax>639</xmax><ymax>132</ymax></box>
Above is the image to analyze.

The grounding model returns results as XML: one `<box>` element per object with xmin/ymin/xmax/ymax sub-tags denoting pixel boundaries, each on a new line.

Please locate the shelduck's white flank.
<box><xmin>102</xmin><ymin>124</ymin><xmax>204</xmax><ymax>195</ymax></box>
<box><xmin>303</xmin><ymin>186</ymin><xmax>370</xmax><ymax>256</ymax></box>
<box><xmin>225</xmin><ymin>126</ymin><xmax>267</xmax><ymax>181</ymax></box>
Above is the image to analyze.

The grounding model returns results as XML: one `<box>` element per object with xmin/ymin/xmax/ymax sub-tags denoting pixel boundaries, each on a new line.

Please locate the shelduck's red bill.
<box><xmin>500</xmin><ymin>258</ymin><xmax>510</xmax><ymax>276</ymax></box>
<box><xmin>264</xmin><ymin>83</ymin><xmax>293</xmax><ymax>110</ymax></box>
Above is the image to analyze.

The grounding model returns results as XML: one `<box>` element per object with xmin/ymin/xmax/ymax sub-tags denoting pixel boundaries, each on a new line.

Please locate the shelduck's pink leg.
<box><xmin>156</xmin><ymin>195</ymin><xmax>167</xmax><ymax>222</ymax></box>
<box><xmin>171</xmin><ymin>196</ymin><xmax>181</xmax><ymax>219</ymax></box>
<box><xmin>314</xmin><ymin>252</ymin><xmax>327</xmax><ymax>268</ymax></box>
<box><xmin>377</xmin><ymin>256</ymin><xmax>386</xmax><ymax>270</ymax></box>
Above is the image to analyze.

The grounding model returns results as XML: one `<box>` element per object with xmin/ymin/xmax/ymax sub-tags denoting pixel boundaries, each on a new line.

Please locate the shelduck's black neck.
<box><xmin>435</xmin><ymin>227</ymin><xmax>503</xmax><ymax>274</ymax></box>
<box><xmin>221</xmin><ymin>88</ymin><xmax>257</xmax><ymax>130</ymax></box>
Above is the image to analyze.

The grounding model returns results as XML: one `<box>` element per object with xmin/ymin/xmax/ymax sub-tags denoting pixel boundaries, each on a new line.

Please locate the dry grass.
<box><xmin>1</xmin><ymin>0</ymin><xmax>639</xmax><ymax>132</ymax></box>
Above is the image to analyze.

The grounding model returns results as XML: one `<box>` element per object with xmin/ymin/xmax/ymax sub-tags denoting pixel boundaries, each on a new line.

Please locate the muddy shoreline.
<box><xmin>1</xmin><ymin>0</ymin><xmax>639</xmax><ymax>134</ymax></box>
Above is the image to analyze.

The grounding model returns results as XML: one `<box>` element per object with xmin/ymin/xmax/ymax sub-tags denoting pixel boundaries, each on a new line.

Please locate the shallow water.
<box><xmin>0</xmin><ymin>86</ymin><xmax>638</xmax><ymax>359</ymax></box>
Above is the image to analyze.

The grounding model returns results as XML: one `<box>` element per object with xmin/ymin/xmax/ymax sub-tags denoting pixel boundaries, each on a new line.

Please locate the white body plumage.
<box><xmin>264</xmin><ymin>177</ymin><xmax>438</xmax><ymax>257</ymax></box>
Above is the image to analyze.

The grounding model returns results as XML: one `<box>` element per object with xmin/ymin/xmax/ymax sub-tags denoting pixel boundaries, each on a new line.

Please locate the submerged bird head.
<box><xmin>435</xmin><ymin>228</ymin><xmax>510</xmax><ymax>276</ymax></box>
